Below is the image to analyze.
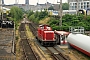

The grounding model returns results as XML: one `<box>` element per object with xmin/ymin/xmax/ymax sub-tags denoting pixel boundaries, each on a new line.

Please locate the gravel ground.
<box><xmin>62</xmin><ymin>48</ymin><xmax>90</xmax><ymax>60</ymax></box>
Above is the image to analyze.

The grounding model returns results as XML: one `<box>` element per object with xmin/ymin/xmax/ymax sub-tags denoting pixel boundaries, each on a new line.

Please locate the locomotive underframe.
<box><xmin>37</xmin><ymin>37</ymin><xmax>56</xmax><ymax>46</ymax></box>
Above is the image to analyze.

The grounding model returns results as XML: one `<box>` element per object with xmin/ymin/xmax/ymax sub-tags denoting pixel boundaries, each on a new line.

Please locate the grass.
<box><xmin>39</xmin><ymin>17</ymin><xmax>50</xmax><ymax>24</ymax></box>
<box><xmin>25</xmin><ymin>24</ymin><xmax>34</xmax><ymax>39</ymax></box>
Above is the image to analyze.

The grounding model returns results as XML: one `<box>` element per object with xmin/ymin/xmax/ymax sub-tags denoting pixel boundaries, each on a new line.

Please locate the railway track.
<box><xmin>21</xmin><ymin>39</ymin><xmax>38</xmax><ymax>60</ymax></box>
<box><xmin>19</xmin><ymin>23</ymin><xmax>39</xmax><ymax>60</ymax></box>
<box><xmin>28</xmin><ymin>22</ymin><xmax>37</xmax><ymax>36</ymax></box>
<box><xmin>46</xmin><ymin>47</ymin><xmax>70</xmax><ymax>60</ymax></box>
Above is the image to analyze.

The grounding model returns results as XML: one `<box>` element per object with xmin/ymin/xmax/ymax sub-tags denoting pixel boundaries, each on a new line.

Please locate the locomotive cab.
<box><xmin>37</xmin><ymin>24</ymin><xmax>56</xmax><ymax>46</ymax></box>
<box><xmin>54</xmin><ymin>31</ymin><xmax>69</xmax><ymax>45</ymax></box>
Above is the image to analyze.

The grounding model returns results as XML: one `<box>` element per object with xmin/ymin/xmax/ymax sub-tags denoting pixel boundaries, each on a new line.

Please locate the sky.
<box><xmin>4</xmin><ymin>0</ymin><xmax>67</xmax><ymax>5</ymax></box>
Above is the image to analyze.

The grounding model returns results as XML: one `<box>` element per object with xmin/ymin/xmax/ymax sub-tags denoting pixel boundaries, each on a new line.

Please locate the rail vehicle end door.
<box><xmin>54</xmin><ymin>31</ymin><xmax>69</xmax><ymax>45</ymax></box>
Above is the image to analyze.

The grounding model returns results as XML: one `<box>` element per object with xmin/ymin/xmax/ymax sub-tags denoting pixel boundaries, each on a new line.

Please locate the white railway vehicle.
<box><xmin>63</xmin><ymin>10</ymin><xmax>76</xmax><ymax>15</ymax></box>
<box><xmin>48</xmin><ymin>10</ymin><xmax>59</xmax><ymax>16</ymax></box>
<box><xmin>48</xmin><ymin>10</ymin><xmax>76</xmax><ymax>16</ymax></box>
<box><xmin>67</xmin><ymin>33</ymin><xmax>90</xmax><ymax>56</ymax></box>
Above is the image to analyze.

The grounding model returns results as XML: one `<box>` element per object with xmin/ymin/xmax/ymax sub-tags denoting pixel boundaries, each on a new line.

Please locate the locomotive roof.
<box><xmin>55</xmin><ymin>31</ymin><xmax>69</xmax><ymax>35</ymax></box>
<box><xmin>44</xmin><ymin>31</ymin><xmax>54</xmax><ymax>33</ymax></box>
<box><xmin>39</xmin><ymin>24</ymin><xmax>50</xmax><ymax>27</ymax></box>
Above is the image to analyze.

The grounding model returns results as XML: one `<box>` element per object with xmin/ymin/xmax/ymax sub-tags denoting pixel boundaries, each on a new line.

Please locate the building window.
<box><xmin>73</xmin><ymin>3</ymin><xmax>74</xmax><ymax>6</ymax></box>
<box><xmin>79</xmin><ymin>3</ymin><xmax>80</xmax><ymax>5</ymax></box>
<box><xmin>75</xmin><ymin>3</ymin><xmax>77</xmax><ymax>5</ymax></box>
<box><xmin>72</xmin><ymin>6</ymin><xmax>75</xmax><ymax>10</ymax></box>
<box><xmin>84</xmin><ymin>6</ymin><xmax>86</xmax><ymax>9</ymax></box>
<box><xmin>75</xmin><ymin>6</ymin><xmax>77</xmax><ymax>9</ymax></box>
<box><xmin>87</xmin><ymin>2</ymin><xmax>89</xmax><ymax>5</ymax></box>
<box><xmin>84</xmin><ymin>2</ymin><xmax>86</xmax><ymax>5</ymax></box>
<box><xmin>87</xmin><ymin>5</ymin><xmax>89</xmax><ymax>8</ymax></box>
<box><xmin>81</xmin><ymin>2</ymin><xmax>83</xmax><ymax>5</ymax></box>
<box><xmin>81</xmin><ymin>6</ymin><xmax>83</xmax><ymax>9</ymax></box>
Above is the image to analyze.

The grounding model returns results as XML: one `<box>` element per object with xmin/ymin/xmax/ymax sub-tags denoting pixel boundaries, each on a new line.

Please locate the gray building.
<box><xmin>35</xmin><ymin>2</ymin><xmax>52</xmax><ymax>11</ymax></box>
<box><xmin>25</xmin><ymin>0</ymin><xmax>29</xmax><ymax>5</ymax></box>
<box><xmin>68</xmin><ymin>0</ymin><xmax>90</xmax><ymax>10</ymax></box>
<box><xmin>3</xmin><ymin>2</ymin><xmax>57</xmax><ymax>11</ymax></box>
<box><xmin>14</xmin><ymin>4</ymin><xmax>32</xmax><ymax>11</ymax></box>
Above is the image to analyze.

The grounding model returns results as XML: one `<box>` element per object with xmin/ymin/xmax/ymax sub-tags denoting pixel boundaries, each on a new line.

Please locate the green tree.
<box><xmin>27</xmin><ymin>10</ymin><xmax>34</xmax><ymax>18</ymax></box>
<box><xmin>10</xmin><ymin>6</ymin><xmax>23</xmax><ymax>29</ymax></box>
<box><xmin>48</xmin><ymin>6</ymin><xmax>54</xmax><ymax>10</ymax></box>
<box><xmin>48</xmin><ymin>14</ymin><xmax>90</xmax><ymax>31</ymax></box>
<box><xmin>29</xmin><ymin>14</ymin><xmax>35</xmax><ymax>21</ymax></box>
<box><xmin>20</xmin><ymin>8</ymin><xmax>25</xmax><ymax>13</ymax></box>
<box><xmin>34</xmin><ymin>11</ymin><xmax>40</xmax><ymax>18</ymax></box>
<box><xmin>39</xmin><ymin>10</ymin><xmax>48</xmax><ymax>20</ymax></box>
<box><xmin>62</xmin><ymin>3</ymin><xmax>69</xmax><ymax>10</ymax></box>
<box><xmin>10</xmin><ymin>6</ymin><xmax>23</xmax><ymax>20</ymax></box>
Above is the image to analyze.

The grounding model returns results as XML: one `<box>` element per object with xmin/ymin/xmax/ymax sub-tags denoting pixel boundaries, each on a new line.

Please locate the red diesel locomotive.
<box><xmin>37</xmin><ymin>25</ymin><xmax>56</xmax><ymax>46</ymax></box>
